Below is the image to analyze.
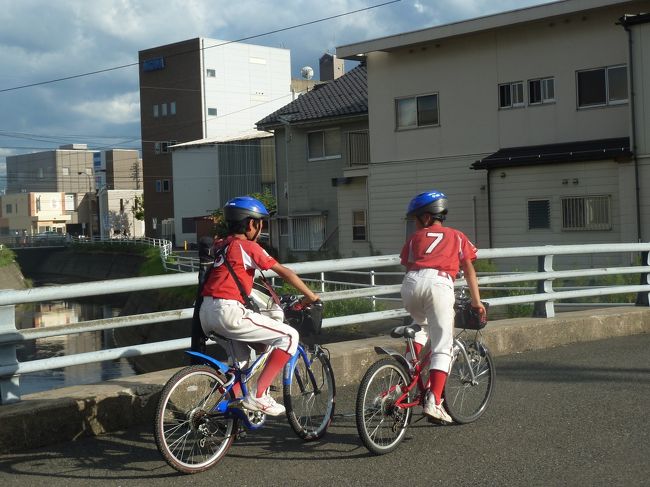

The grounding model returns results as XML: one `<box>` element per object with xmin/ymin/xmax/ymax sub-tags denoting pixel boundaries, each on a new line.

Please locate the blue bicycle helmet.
<box><xmin>223</xmin><ymin>196</ymin><xmax>270</xmax><ymax>222</ymax></box>
<box><xmin>406</xmin><ymin>190</ymin><xmax>448</xmax><ymax>219</ymax></box>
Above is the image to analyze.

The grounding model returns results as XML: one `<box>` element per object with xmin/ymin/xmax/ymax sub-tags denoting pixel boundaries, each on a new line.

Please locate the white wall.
<box><xmin>172</xmin><ymin>147</ymin><xmax>221</xmax><ymax>246</ymax></box>
<box><xmin>201</xmin><ymin>39</ymin><xmax>292</xmax><ymax>139</ymax></box>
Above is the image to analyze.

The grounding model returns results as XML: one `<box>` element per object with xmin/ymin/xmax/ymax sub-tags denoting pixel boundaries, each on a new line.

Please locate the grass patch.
<box><xmin>0</xmin><ymin>246</ymin><xmax>16</xmax><ymax>267</ymax></box>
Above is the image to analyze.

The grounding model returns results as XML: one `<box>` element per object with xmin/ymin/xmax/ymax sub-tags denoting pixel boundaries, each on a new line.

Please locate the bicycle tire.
<box><xmin>283</xmin><ymin>347</ymin><xmax>336</xmax><ymax>441</ymax></box>
<box><xmin>154</xmin><ymin>365</ymin><xmax>238</xmax><ymax>474</ymax></box>
<box><xmin>355</xmin><ymin>358</ymin><xmax>412</xmax><ymax>455</ymax></box>
<box><xmin>443</xmin><ymin>340</ymin><xmax>495</xmax><ymax>424</ymax></box>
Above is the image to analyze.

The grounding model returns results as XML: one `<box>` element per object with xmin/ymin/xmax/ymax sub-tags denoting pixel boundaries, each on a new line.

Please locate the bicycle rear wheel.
<box><xmin>283</xmin><ymin>346</ymin><xmax>336</xmax><ymax>441</ymax></box>
<box><xmin>443</xmin><ymin>340</ymin><xmax>495</xmax><ymax>424</ymax></box>
<box><xmin>355</xmin><ymin>358</ymin><xmax>412</xmax><ymax>455</ymax></box>
<box><xmin>154</xmin><ymin>365</ymin><xmax>238</xmax><ymax>474</ymax></box>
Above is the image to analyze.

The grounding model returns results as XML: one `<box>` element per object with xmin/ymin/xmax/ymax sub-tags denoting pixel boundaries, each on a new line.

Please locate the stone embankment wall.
<box><xmin>0</xmin><ymin>262</ymin><xmax>29</xmax><ymax>290</ymax></box>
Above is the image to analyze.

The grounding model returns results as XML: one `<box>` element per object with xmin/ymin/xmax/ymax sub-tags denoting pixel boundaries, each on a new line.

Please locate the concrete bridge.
<box><xmin>0</xmin><ymin>306</ymin><xmax>648</xmax><ymax>456</ymax></box>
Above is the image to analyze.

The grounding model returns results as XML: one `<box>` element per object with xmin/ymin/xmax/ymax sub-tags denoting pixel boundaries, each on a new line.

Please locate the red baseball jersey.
<box><xmin>400</xmin><ymin>225</ymin><xmax>477</xmax><ymax>276</ymax></box>
<box><xmin>202</xmin><ymin>236</ymin><xmax>277</xmax><ymax>304</ymax></box>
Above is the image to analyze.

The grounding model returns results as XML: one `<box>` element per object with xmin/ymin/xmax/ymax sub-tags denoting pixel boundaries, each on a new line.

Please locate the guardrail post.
<box><xmin>636</xmin><ymin>251</ymin><xmax>649</xmax><ymax>306</ymax></box>
<box><xmin>0</xmin><ymin>305</ymin><xmax>20</xmax><ymax>404</ymax></box>
<box><xmin>533</xmin><ymin>254</ymin><xmax>555</xmax><ymax>318</ymax></box>
<box><xmin>320</xmin><ymin>272</ymin><xmax>326</xmax><ymax>293</ymax></box>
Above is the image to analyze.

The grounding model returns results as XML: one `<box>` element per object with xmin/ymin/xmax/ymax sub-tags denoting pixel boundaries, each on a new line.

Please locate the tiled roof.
<box><xmin>256</xmin><ymin>64</ymin><xmax>367</xmax><ymax>128</ymax></box>
<box><xmin>472</xmin><ymin>137</ymin><xmax>632</xmax><ymax>170</ymax></box>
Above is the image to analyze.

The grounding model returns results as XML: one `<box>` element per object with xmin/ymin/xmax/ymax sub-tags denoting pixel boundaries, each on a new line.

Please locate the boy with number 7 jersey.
<box><xmin>400</xmin><ymin>190</ymin><xmax>486</xmax><ymax>423</ymax></box>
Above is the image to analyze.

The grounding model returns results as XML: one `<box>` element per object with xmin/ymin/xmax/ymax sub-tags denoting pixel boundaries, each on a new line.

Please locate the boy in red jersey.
<box><xmin>200</xmin><ymin>196</ymin><xmax>319</xmax><ymax>416</ymax></box>
<box><xmin>400</xmin><ymin>190</ymin><xmax>486</xmax><ymax>423</ymax></box>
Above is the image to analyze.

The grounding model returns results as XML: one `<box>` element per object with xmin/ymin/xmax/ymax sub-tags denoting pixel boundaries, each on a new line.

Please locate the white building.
<box><xmin>170</xmin><ymin>132</ymin><xmax>274</xmax><ymax>247</ymax></box>
<box><xmin>97</xmin><ymin>189</ymin><xmax>145</xmax><ymax>239</ymax></box>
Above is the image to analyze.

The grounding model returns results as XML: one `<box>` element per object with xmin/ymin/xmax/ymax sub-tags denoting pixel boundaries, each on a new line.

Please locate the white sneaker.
<box><xmin>242</xmin><ymin>393</ymin><xmax>286</xmax><ymax>416</ymax></box>
<box><xmin>423</xmin><ymin>392</ymin><xmax>452</xmax><ymax>424</ymax></box>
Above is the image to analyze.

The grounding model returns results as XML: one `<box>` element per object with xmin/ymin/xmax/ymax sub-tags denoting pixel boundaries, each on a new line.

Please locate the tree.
<box><xmin>132</xmin><ymin>194</ymin><xmax>145</xmax><ymax>221</ymax></box>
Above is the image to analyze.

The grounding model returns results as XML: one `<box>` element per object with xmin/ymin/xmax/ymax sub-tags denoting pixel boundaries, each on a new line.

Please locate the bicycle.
<box><xmin>355</xmin><ymin>282</ymin><xmax>495</xmax><ymax>455</ymax></box>
<box><xmin>154</xmin><ymin>295</ymin><xmax>336</xmax><ymax>474</ymax></box>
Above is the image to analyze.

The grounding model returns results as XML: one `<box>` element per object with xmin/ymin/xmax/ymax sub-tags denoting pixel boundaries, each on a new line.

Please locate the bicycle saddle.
<box><xmin>390</xmin><ymin>324</ymin><xmax>422</xmax><ymax>339</ymax></box>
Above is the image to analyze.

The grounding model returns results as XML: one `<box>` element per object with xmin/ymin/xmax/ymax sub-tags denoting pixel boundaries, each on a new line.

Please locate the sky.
<box><xmin>0</xmin><ymin>0</ymin><xmax>554</xmax><ymax>191</ymax></box>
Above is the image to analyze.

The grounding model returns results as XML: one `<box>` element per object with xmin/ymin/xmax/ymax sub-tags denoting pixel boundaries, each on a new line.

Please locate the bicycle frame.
<box><xmin>185</xmin><ymin>341</ymin><xmax>312</xmax><ymax>429</ymax></box>
<box><xmin>374</xmin><ymin>334</ymin><xmax>483</xmax><ymax>410</ymax></box>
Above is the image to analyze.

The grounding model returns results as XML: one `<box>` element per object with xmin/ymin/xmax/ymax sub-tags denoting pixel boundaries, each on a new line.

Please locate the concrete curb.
<box><xmin>1</xmin><ymin>307</ymin><xmax>649</xmax><ymax>453</ymax></box>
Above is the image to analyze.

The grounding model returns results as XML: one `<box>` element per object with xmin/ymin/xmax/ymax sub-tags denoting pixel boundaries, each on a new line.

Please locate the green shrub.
<box><xmin>0</xmin><ymin>246</ymin><xmax>16</xmax><ymax>267</ymax></box>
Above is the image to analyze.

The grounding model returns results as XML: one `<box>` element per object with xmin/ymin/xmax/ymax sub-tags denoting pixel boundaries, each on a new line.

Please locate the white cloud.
<box><xmin>0</xmin><ymin>0</ymin><xmax>551</xmax><ymax>159</ymax></box>
<box><xmin>71</xmin><ymin>91</ymin><xmax>140</xmax><ymax>125</ymax></box>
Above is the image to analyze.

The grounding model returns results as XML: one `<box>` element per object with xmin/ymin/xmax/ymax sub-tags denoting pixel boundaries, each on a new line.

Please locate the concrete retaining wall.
<box><xmin>0</xmin><ymin>307</ymin><xmax>648</xmax><ymax>453</ymax></box>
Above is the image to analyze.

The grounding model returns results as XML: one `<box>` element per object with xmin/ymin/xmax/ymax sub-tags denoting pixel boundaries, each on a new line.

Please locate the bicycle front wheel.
<box><xmin>355</xmin><ymin>358</ymin><xmax>412</xmax><ymax>455</ymax></box>
<box><xmin>283</xmin><ymin>346</ymin><xmax>336</xmax><ymax>441</ymax></box>
<box><xmin>443</xmin><ymin>340</ymin><xmax>495</xmax><ymax>424</ymax></box>
<box><xmin>154</xmin><ymin>365</ymin><xmax>238</xmax><ymax>474</ymax></box>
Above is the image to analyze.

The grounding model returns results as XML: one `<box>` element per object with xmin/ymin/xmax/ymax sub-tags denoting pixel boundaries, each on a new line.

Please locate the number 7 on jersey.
<box><xmin>425</xmin><ymin>232</ymin><xmax>444</xmax><ymax>254</ymax></box>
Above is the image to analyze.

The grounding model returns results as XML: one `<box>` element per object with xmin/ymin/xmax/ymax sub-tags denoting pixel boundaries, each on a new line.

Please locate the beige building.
<box><xmin>0</xmin><ymin>192</ymin><xmax>71</xmax><ymax>235</ymax></box>
<box><xmin>337</xmin><ymin>0</ymin><xmax>650</xmax><ymax>260</ymax></box>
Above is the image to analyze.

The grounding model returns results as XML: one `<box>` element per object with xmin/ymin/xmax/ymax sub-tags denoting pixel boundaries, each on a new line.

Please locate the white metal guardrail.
<box><xmin>1</xmin><ymin>243</ymin><xmax>649</xmax><ymax>404</ymax></box>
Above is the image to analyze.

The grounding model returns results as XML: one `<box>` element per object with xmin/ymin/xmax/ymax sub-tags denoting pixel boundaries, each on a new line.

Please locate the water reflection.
<box><xmin>16</xmin><ymin>292</ymin><xmax>135</xmax><ymax>396</ymax></box>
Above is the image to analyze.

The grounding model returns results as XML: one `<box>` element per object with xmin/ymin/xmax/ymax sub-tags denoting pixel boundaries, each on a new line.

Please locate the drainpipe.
<box><xmin>486</xmin><ymin>169</ymin><xmax>493</xmax><ymax>248</ymax></box>
<box><xmin>620</xmin><ymin>16</ymin><xmax>641</xmax><ymax>242</ymax></box>
<box><xmin>277</xmin><ymin>116</ymin><xmax>292</xmax><ymax>256</ymax></box>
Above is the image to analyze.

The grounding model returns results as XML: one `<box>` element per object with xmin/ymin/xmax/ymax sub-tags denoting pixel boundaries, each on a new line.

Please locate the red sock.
<box><xmin>256</xmin><ymin>349</ymin><xmax>291</xmax><ymax>398</ymax></box>
<box><xmin>429</xmin><ymin>370</ymin><xmax>448</xmax><ymax>405</ymax></box>
<box><xmin>231</xmin><ymin>381</ymin><xmax>242</xmax><ymax>398</ymax></box>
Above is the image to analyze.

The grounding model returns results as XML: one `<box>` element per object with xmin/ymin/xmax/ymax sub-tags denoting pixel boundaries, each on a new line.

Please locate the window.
<box><xmin>155</xmin><ymin>180</ymin><xmax>162</xmax><ymax>192</ymax></box>
<box><xmin>153</xmin><ymin>104</ymin><xmax>159</xmax><ymax>118</ymax></box>
<box><xmin>561</xmin><ymin>195</ymin><xmax>611</xmax><ymax>231</ymax></box>
<box><xmin>161</xmin><ymin>141</ymin><xmax>169</xmax><ymax>153</ymax></box>
<box><xmin>154</xmin><ymin>142</ymin><xmax>161</xmax><ymax>154</ymax></box>
<box><xmin>499</xmin><ymin>82</ymin><xmax>524</xmax><ymax>109</ymax></box>
<box><xmin>347</xmin><ymin>131</ymin><xmax>370</xmax><ymax>165</ymax></box>
<box><xmin>207</xmin><ymin>107</ymin><xmax>217</xmax><ymax>116</ymax></box>
<box><xmin>396</xmin><ymin>93</ymin><xmax>439</xmax><ymax>129</ymax></box>
<box><xmin>577</xmin><ymin>65</ymin><xmax>628</xmax><ymax>108</ymax></box>
<box><xmin>528</xmin><ymin>199</ymin><xmax>550</xmax><ymax>229</ymax></box>
<box><xmin>182</xmin><ymin>217</ymin><xmax>196</xmax><ymax>233</ymax></box>
<box><xmin>279</xmin><ymin>218</ymin><xmax>289</xmax><ymax>236</ymax></box>
<box><xmin>36</xmin><ymin>196</ymin><xmax>41</xmax><ymax>211</ymax></box>
<box><xmin>206</xmin><ymin>69</ymin><xmax>216</xmax><ymax>77</ymax></box>
<box><xmin>308</xmin><ymin>129</ymin><xmax>341</xmax><ymax>160</ymax></box>
<box><xmin>64</xmin><ymin>193</ymin><xmax>75</xmax><ymax>211</ymax></box>
<box><xmin>529</xmin><ymin>77</ymin><xmax>555</xmax><ymax>105</ymax></box>
<box><xmin>161</xmin><ymin>103</ymin><xmax>168</xmax><ymax>116</ymax></box>
<box><xmin>170</xmin><ymin>101</ymin><xmax>176</xmax><ymax>115</ymax></box>
<box><xmin>290</xmin><ymin>216</ymin><xmax>326</xmax><ymax>250</ymax></box>
<box><xmin>162</xmin><ymin>179</ymin><xmax>170</xmax><ymax>192</ymax></box>
<box><xmin>62</xmin><ymin>167</ymin><xmax>69</xmax><ymax>176</ymax></box>
<box><xmin>5</xmin><ymin>204</ymin><xmax>12</xmax><ymax>214</ymax></box>
<box><xmin>352</xmin><ymin>210</ymin><xmax>367</xmax><ymax>241</ymax></box>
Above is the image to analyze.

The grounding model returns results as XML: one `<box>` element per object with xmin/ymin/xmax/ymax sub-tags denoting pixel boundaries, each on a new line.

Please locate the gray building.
<box><xmin>257</xmin><ymin>64</ymin><xmax>369</xmax><ymax>260</ymax></box>
<box><xmin>337</xmin><ymin>0</ymin><xmax>650</xmax><ymax>262</ymax></box>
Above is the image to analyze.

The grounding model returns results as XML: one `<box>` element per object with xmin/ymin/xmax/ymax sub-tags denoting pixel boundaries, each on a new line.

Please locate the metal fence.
<box><xmin>0</xmin><ymin>242</ymin><xmax>649</xmax><ymax>404</ymax></box>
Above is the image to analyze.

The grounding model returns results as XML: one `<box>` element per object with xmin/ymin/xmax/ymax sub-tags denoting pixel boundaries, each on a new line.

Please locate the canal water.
<box><xmin>15</xmin><ymin>275</ymin><xmax>136</xmax><ymax>395</ymax></box>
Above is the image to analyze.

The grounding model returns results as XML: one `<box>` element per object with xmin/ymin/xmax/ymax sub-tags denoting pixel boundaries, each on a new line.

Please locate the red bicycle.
<box><xmin>355</xmin><ymin>286</ymin><xmax>495</xmax><ymax>455</ymax></box>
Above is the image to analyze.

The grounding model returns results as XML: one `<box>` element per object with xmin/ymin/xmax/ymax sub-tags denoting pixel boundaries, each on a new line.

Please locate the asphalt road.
<box><xmin>0</xmin><ymin>334</ymin><xmax>648</xmax><ymax>486</ymax></box>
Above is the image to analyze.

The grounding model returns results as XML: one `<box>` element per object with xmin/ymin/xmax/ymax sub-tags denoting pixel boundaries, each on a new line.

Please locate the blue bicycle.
<box><xmin>154</xmin><ymin>297</ymin><xmax>336</xmax><ymax>474</ymax></box>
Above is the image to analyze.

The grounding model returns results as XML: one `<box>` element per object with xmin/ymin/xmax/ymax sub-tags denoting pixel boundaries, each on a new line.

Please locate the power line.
<box><xmin>0</xmin><ymin>1</ymin><xmax>400</xmax><ymax>94</ymax></box>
